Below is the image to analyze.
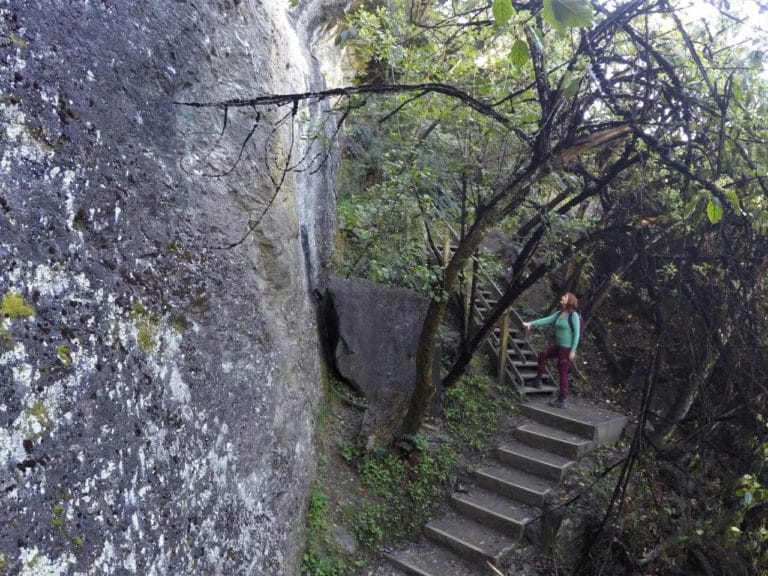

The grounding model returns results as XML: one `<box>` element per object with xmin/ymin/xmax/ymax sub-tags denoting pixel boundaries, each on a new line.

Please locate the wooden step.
<box><xmin>424</xmin><ymin>512</ymin><xmax>515</xmax><ymax>566</ymax></box>
<box><xmin>496</xmin><ymin>441</ymin><xmax>575</xmax><ymax>481</ymax></box>
<box><xmin>474</xmin><ymin>463</ymin><xmax>554</xmax><ymax>507</ymax></box>
<box><xmin>514</xmin><ymin>422</ymin><xmax>594</xmax><ymax>459</ymax></box>
<box><xmin>522</xmin><ymin>384</ymin><xmax>558</xmax><ymax>395</ymax></box>
<box><xmin>491</xmin><ymin>328</ymin><xmax>520</xmax><ymax>339</ymax></box>
<box><xmin>521</xmin><ymin>400</ymin><xmax>628</xmax><ymax>447</ymax></box>
<box><xmin>451</xmin><ymin>486</ymin><xmax>535</xmax><ymax>539</ymax></box>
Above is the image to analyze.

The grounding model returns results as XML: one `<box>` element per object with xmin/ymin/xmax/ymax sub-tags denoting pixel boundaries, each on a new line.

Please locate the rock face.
<box><xmin>323</xmin><ymin>278</ymin><xmax>432</xmax><ymax>448</ymax></box>
<box><xmin>0</xmin><ymin>1</ymin><xmax>340</xmax><ymax>574</ymax></box>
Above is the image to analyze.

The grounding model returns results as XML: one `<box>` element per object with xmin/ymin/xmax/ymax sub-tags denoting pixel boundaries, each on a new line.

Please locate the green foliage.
<box><xmin>359</xmin><ymin>448</ymin><xmax>407</xmax><ymax>500</ymax></box>
<box><xmin>510</xmin><ymin>39</ymin><xmax>530</xmax><ymax>68</ymax></box>
<box><xmin>352</xmin><ymin>442</ymin><xmax>458</xmax><ymax>545</ymax></box>
<box><xmin>350</xmin><ymin>503</ymin><xmax>387</xmax><ymax>549</ymax></box>
<box><xmin>338</xmin><ymin>441</ymin><xmax>361</xmax><ymax>463</ymax></box>
<box><xmin>1</xmin><ymin>291</ymin><xmax>35</xmax><ymax>318</ymax></box>
<box><xmin>706</xmin><ymin>198</ymin><xmax>724</xmax><ymax>224</ymax></box>
<box><xmin>542</xmin><ymin>0</ymin><xmax>594</xmax><ymax>33</ymax></box>
<box><xmin>443</xmin><ymin>371</ymin><xmax>510</xmax><ymax>451</ymax></box>
<box><xmin>492</xmin><ymin>0</ymin><xmax>516</xmax><ymax>26</ymax></box>
<box><xmin>728</xmin><ymin>470</ymin><xmax>768</xmax><ymax>566</ymax></box>
<box><xmin>301</xmin><ymin>488</ymin><xmax>352</xmax><ymax>576</ymax></box>
<box><xmin>406</xmin><ymin>444</ymin><xmax>458</xmax><ymax>517</ymax></box>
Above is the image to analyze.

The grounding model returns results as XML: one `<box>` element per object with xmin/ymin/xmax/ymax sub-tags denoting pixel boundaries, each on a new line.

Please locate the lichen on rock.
<box><xmin>0</xmin><ymin>291</ymin><xmax>35</xmax><ymax>319</ymax></box>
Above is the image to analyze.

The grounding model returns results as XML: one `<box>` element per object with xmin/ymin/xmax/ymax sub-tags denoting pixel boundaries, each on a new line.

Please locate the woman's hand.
<box><xmin>522</xmin><ymin>321</ymin><xmax>531</xmax><ymax>330</ymax></box>
<box><xmin>569</xmin><ymin>350</ymin><xmax>576</xmax><ymax>361</ymax></box>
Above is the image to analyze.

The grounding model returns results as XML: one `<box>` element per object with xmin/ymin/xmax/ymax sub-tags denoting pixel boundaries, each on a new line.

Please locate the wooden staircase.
<box><xmin>382</xmin><ymin>400</ymin><xmax>628</xmax><ymax>575</ymax></box>
<box><xmin>436</xmin><ymin>230</ymin><xmax>556</xmax><ymax>397</ymax></box>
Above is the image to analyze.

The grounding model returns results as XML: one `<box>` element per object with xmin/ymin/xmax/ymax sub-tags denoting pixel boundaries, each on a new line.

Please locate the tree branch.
<box><xmin>175</xmin><ymin>83</ymin><xmax>510</xmax><ymax>125</ymax></box>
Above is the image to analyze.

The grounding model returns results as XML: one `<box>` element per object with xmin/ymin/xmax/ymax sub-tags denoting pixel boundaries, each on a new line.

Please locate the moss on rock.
<box><xmin>1</xmin><ymin>291</ymin><xmax>35</xmax><ymax>319</ymax></box>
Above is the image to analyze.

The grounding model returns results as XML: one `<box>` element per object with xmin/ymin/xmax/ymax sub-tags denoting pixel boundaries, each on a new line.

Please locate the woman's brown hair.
<box><xmin>562</xmin><ymin>292</ymin><xmax>578</xmax><ymax>312</ymax></box>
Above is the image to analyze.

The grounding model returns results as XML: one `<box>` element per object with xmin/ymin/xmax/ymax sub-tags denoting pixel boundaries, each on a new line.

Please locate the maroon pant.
<box><xmin>537</xmin><ymin>345</ymin><xmax>572</xmax><ymax>399</ymax></box>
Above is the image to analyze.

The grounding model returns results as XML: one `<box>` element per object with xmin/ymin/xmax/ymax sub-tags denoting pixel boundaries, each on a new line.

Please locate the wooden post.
<box><xmin>464</xmin><ymin>267</ymin><xmax>472</xmax><ymax>329</ymax></box>
<box><xmin>498</xmin><ymin>312</ymin><xmax>509</xmax><ymax>387</ymax></box>
<box><xmin>442</xmin><ymin>232</ymin><xmax>451</xmax><ymax>267</ymax></box>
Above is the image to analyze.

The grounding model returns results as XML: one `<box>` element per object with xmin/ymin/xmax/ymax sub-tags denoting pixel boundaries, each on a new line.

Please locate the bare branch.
<box><xmin>175</xmin><ymin>83</ymin><xmax>510</xmax><ymax>125</ymax></box>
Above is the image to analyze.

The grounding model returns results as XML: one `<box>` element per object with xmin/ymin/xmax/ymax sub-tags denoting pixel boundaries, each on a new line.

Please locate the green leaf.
<box><xmin>542</xmin><ymin>0</ymin><xmax>594</xmax><ymax>33</ymax></box>
<box><xmin>706</xmin><ymin>198</ymin><xmax>723</xmax><ymax>224</ymax></box>
<box><xmin>724</xmin><ymin>188</ymin><xmax>740</xmax><ymax>209</ymax></box>
<box><xmin>560</xmin><ymin>71</ymin><xmax>580</xmax><ymax>98</ymax></box>
<box><xmin>510</xmin><ymin>39</ymin><xmax>530</xmax><ymax>68</ymax></box>
<box><xmin>492</xmin><ymin>0</ymin><xmax>516</xmax><ymax>25</ymax></box>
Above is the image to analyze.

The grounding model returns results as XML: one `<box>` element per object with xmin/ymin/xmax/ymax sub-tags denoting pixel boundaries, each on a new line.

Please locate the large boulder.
<box><xmin>323</xmin><ymin>278</ymin><xmax>436</xmax><ymax>448</ymax></box>
<box><xmin>0</xmin><ymin>1</ymin><xmax>340</xmax><ymax>574</ymax></box>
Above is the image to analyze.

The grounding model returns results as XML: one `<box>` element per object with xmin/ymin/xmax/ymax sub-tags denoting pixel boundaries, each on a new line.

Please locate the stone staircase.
<box><xmin>376</xmin><ymin>230</ymin><xmax>629</xmax><ymax>574</ymax></box>
<box><xmin>381</xmin><ymin>399</ymin><xmax>628</xmax><ymax>575</ymax></box>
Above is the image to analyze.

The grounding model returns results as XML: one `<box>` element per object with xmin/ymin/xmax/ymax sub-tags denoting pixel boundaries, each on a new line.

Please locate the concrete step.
<box><xmin>521</xmin><ymin>399</ymin><xmax>628</xmax><ymax>447</ymax></box>
<box><xmin>496</xmin><ymin>440</ymin><xmax>575</xmax><ymax>481</ymax></box>
<box><xmin>474</xmin><ymin>462</ymin><xmax>554</xmax><ymax>507</ymax></box>
<box><xmin>383</xmin><ymin>541</ymin><xmax>484</xmax><ymax>576</ymax></box>
<box><xmin>451</xmin><ymin>486</ymin><xmax>536</xmax><ymax>538</ymax></box>
<box><xmin>514</xmin><ymin>422</ymin><xmax>594</xmax><ymax>459</ymax></box>
<box><xmin>424</xmin><ymin>512</ymin><xmax>516</xmax><ymax>566</ymax></box>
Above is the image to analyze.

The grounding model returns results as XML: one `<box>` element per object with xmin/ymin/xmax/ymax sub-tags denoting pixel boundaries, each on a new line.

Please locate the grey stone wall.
<box><xmin>0</xmin><ymin>0</ymin><xmax>338</xmax><ymax>574</ymax></box>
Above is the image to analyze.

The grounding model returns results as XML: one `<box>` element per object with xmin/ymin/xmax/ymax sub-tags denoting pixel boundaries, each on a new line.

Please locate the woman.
<box><xmin>522</xmin><ymin>292</ymin><xmax>581</xmax><ymax>408</ymax></box>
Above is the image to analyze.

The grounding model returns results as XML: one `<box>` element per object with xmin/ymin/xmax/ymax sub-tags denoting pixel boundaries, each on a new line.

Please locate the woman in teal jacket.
<box><xmin>522</xmin><ymin>292</ymin><xmax>580</xmax><ymax>408</ymax></box>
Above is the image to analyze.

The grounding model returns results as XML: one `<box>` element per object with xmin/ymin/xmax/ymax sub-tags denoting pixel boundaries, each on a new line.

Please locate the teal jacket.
<box><xmin>530</xmin><ymin>311</ymin><xmax>580</xmax><ymax>353</ymax></box>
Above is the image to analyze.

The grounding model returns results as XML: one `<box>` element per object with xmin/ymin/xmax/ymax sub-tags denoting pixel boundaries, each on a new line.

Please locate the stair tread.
<box><xmin>476</xmin><ymin>462</ymin><xmax>555</xmax><ymax>494</ymax></box>
<box><xmin>516</xmin><ymin>422</ymin><xmax>593</xmax><ymax>447</ymax></box>
<box><xmin>521</xmin><ymin>399</ymin><xmax>628</xmax><ymax>446</ymax></box>
<box><xmin>384</xmin><ymin>541</ymin><xmax>484</xmax><ymax>576</ymax></box>
<box><xmin>522</xmin><ymin>399</ymin><xmax>628</xmax><ymax>426</ymax></box>
<box><xmin>425</xmin><ymin>512</ymin><xmax>515</xmax><ymax>562</ymax></box>
<box><xmin>452</xmin><ymin>485</ymin><xmax>537</xmax><ymax>524</ymax></box>
<box><xmin>498</xmin><ymin>439</ymin><xmax>576</xmax><ymax>468</ymax></box>
<box><xmin>522</xmin><ymin>385</ymin><xmax>559</xmax><ymax>395</ymax></box>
